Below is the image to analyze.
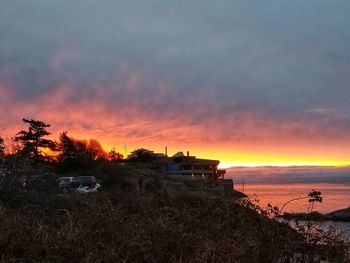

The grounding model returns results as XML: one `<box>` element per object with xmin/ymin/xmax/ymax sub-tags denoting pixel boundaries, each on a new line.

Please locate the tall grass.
<box><xmin>1</xmin><ymin>187</ymin><xmax>347</xmax><ymax>263</ymax></box>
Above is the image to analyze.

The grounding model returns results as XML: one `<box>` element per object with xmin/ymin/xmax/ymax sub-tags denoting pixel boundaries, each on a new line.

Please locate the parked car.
<box><xmin>77</xmin><ymin>183</ymin><xmax>102</xmax><ymax>193</ymax></box>
<box><xmin>95</xmin><ymin>178</ymin><xmax>103</xmax><ymax>186</ymax></box>
<box><xmin>60</xmin><ymin>176</ymin><xmax>102</xmax><ymax>193</ymax></box>
<box><xmin>57</xmin><ymin>177</ymin><xmax>75</xmax><ymax>190</ymax></box>
<box><xmin>70</xmin><ymin>176</ymin><xmax>96</xmax><ymax>188</ymax></box>
<box><xmin>20</xmin><ymin>172</ymin><xmax>57</xmax><ymax>191</ymax></box>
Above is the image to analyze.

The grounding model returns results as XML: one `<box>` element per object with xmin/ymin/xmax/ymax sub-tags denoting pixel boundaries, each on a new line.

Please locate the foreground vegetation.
<box><xmin>0</xmin><ymin>169</ymin><xmax>349</xmax><ymax>263</ymax></box>
<box><xmin>0</xmin><ymin>119</ymin><xmax>349</xmax><ymax>262</ymax></box>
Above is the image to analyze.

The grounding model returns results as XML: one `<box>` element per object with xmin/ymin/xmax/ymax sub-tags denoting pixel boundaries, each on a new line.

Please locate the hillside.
<box><xmin>0</xmin><ymin>163</ymin><xmax>348</xmax><ymax>262</ymax></box>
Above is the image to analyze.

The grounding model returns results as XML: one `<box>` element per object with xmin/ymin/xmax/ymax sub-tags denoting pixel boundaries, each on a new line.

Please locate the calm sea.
<box><xmin>225</xmin><ymin>167</ymin><xmax>350</xmax><ymax>236</ymax></box>
<box><xmin>237</xmin><ymin>182</ymin><xmax>350</xmax><ymax>214</ymax></box>
<box><xmin>234</xmin><ymin>182</ymin><xmax>350</xmax><ymax>238</ymax></box>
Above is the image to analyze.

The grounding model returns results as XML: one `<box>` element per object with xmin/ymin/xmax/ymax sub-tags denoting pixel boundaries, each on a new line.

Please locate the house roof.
<box><xmin>168</xmin><ymin>151</ymin><xmax>220</xmax><ymax>164</ymax></box>
<box><xmin>172</xmin><ymin>151</ymin><xmax>185</xmax><ymax>158</ymax></box>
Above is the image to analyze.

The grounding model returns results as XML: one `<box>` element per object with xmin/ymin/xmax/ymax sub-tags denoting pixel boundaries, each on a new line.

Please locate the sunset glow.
<box><xmin>2</xmin><ymin>2</ymin><xmax>350</xmax><ymax>261</ymax></box>
<box><xmin>1</xmin><ymin>1</ymin><xmax>350</xmax><ymax>168</ymax></box>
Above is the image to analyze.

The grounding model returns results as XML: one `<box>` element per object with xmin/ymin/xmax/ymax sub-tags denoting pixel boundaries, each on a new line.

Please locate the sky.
<box><xmin>1</xmin><ymin>1</ymin><xmax>350</xmax><ymax>167</ymax></box>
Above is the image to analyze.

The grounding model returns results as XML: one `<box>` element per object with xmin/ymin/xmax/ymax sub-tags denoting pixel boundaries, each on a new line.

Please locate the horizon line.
<box><xmin>219</xmin><ymin>163</ymin><xmax>350</xmax><ymax>169</ymax></box>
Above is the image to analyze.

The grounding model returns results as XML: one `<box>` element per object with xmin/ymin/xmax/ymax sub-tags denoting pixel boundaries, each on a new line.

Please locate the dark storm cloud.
<box><xmin>1</xmin><ymin>0</ymin><xmax>350</xmax><ymax>144</ymax></box>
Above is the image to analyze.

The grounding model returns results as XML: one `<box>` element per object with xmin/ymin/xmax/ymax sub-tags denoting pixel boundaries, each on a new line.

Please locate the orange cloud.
<box><xmin>1</xmin><ymin>68</ymin><xmax>350</xmax><ymax>167</ymax></box>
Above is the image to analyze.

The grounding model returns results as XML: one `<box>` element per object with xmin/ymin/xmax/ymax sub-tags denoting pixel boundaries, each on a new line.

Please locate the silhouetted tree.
<box><xmin>86</xmin><ymin>139</ymin><xmax>106</xmax><ymax>161</ymax></box>
<box><xmin>107</xmin><ymin>149</ymin><xmax>123</xmax><ymax>161</ymax></box>
<box><xmin>0</xmin><ymin>136</ymin><xmax>5</xmax><ymax>163</ymax></box>
<box><xmin>56</xmin><ymin>132</ymin><xmax>76</xmax><ymax>162</ymax></box>
<box><xmin>128</xmin><ymin>148</ymin><xmax>155</xmax><ymax>163</ymax></box>
<box><xmin>14</xmin><ymin>118</ymin><xmax>55</xmax><ymax>164</ymax></box>
<box><xmin>280</xmin><ymin>190</ymin><xmax>323</xmax><ymax>214</ymax></box>
<box><xmin>56</xmin><ymin>132</ymin><xmax>106</xmax><ymax>172</ymax></box>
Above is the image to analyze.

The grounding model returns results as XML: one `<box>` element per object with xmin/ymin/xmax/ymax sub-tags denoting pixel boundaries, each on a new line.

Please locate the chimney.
<box><xmin>187</xmin><ymin>151</ymin><xmax>189</xmax><ymax>157</ymax></box>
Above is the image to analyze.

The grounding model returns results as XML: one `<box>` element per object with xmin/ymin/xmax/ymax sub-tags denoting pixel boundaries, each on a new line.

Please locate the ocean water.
<box><xmin>225</xmin><ymin>166</ymin><xmax>350</xmax><ymax>238</ymax></box>
<box><xmin>233</xmin><ymin>182</ymin><xmax>350</xmax><ymax>238</ymax></box>
<box><xmin>235</xmin><ymin>182</ymin><xmax>350</xmax><ymax>214</ymax></box>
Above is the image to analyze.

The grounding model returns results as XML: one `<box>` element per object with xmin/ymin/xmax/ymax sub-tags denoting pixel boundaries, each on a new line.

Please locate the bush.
<box><xmin>0</xmin><ymin>187</ymin><xmax>348</xmax><ymax>262</ymax></box>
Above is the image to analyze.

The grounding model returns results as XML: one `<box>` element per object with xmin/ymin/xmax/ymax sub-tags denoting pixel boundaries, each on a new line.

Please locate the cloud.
<box><xmin>0</xmin><ymin>1</ymin><xmax>350</xmax><ymax>161</ymax></box>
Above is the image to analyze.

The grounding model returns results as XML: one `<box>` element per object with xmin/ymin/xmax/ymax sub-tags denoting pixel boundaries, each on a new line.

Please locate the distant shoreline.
<box><xmin>281</xmin><ymin>207</ymin><xmax>350</xmax><ymax>222</ymax></box>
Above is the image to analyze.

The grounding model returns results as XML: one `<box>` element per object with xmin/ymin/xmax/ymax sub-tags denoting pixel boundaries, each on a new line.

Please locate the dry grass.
<box><xmin>0</xmin><ymin>162</ymin><xmax>348</xmax><ymax>262</ymax></box>
<box><xmin>0</xmin><ymin>189</ymin><xmax>341</xmax><ymax>263</ymax></box>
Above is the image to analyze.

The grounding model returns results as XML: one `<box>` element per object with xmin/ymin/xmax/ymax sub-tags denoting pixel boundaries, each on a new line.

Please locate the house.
<box><xmin>126</xmin><ymin>148</ymin><xmax>227</xmax><ymax>181</ymax></box>
<box><xmin>163</xmin><ymin>151</ymin><xmax>226</xmax><ymax>181</ymax></box>
<box><xmin>125</xmin><ymin>148</ymin><xmax>233</xmax><ymax>191</ymax></box>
